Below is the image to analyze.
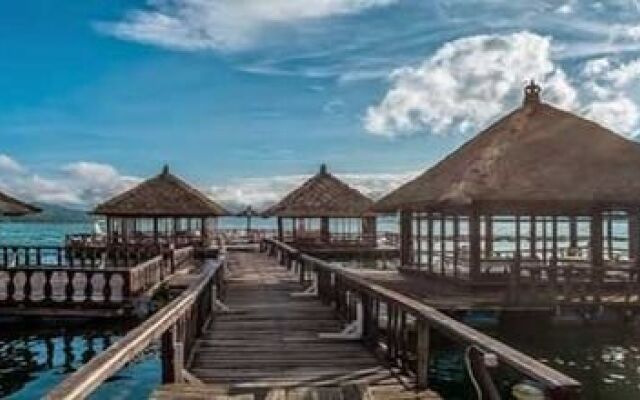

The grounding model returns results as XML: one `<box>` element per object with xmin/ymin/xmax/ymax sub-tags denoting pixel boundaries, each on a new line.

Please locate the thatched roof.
<box><xmin>374</xmin><ymin>81</ymin><xmax>640</xmax><ymax>214</ymax></box>
<box><xmin>265</xmin><ymin>165</ymin><xmax>374</xmax><ymax>218</ymax></box>
<box><xmin>0</xmin><ymin>191</ymin><xmax>41</xmax><ymax>216</ymax></box>
<box><xmin>94</xmin><ymin>166</ymin><xmax>228</xmax><ymax>217</ymax></box>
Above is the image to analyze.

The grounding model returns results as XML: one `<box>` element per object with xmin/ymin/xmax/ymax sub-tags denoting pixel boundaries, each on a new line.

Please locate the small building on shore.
<box><xmin>265</xmin><ymin>164</ymin><xmax>377</xmax><ymax>249</ymax></box>
<box><xmin>93</xmin><ymin>165</ymin><xmax>228</xmax><ymax>248</ymax></box>
<box><xmin>373</xmin><ymin>81</ymin><xmax>640</xmax><ymax>298</ymax></box>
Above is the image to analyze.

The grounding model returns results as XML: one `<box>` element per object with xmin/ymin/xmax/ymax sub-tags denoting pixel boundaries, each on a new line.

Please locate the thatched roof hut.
<box><xmin>93</xmin><ymin>166</ymin><xmax>227</xmax><ymax>247</ymax></box>
<box><xmin>374</xmin><ymin>81</ymin><xmax>640</xmax><ymax>290</ymax></box>
<box><xmin>95</xmin><ymin>165</ymin><xmax>227</xmax><ymax>217</ymax></box>
<box><xmin>266</xmin><ymin>165</ymin><xmax>376</xmax><ymax>247</ymax></box>
<box><xmin>0</xmin><ymin>191</ymin><xmax>40</xmax><ymax>216</ymax></box>
<box><xmin>266</xmin><ymin>164</ymin><xmax>374</xmax><ymax>218</ymax></box>
<box><xmin>374</xmin><ymin>81</ymin><xmax>640</xmax><ymax>215</ymax></box>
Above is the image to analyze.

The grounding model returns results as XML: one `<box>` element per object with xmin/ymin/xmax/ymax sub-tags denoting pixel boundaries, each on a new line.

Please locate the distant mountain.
<box><xmin>1</xmin><ymin>203</ymin><xmax>92</xmax><ymax>223</ymax></box>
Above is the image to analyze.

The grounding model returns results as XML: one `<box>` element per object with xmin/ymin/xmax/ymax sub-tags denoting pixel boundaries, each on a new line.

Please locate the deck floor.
<box><xmin>152</xmin><ymin>250</ymin><xmax>439</xmax><ymax>399</ymax></box>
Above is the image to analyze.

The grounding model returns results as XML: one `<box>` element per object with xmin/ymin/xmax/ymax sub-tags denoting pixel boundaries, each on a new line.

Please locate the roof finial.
<box><xmin>320</xmin><ymin>163</ymin><xmax>327</xmax><ymax>175</ymax></box>
<box><xmin>162</xmin><ymin>164</ymin><xmax>169</xmax><ymax>176</ymax></box>
<box><xmin>524</xmin><ymin>79</ymin><xmax>541</xmax><ymax>105</ymax></box>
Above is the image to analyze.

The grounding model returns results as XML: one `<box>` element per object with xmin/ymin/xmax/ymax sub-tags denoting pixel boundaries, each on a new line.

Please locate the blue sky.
<box><xmin>2</xmin><ymin>0</ymin><xmax>640</xmax><ymax>209</ymax></box>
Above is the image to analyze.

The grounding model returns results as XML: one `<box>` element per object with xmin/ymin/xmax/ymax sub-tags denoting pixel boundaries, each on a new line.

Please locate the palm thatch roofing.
<box><xmin>265</xmin><ymin>165</ymin><xmax>374</xmax><ymax>218</ymax></box>
<box><xmin>374</xmin><ymin>81</ymin><xmax>640</xmax><ymax>215</ymax></box>
<box><xmin>94</xmin><ymin>166</ymin><xmax>228</xmax><ymax>217</ymax></box>
<box><xmin>0</xmin><ymin>191</ymin><xmax>41</xmax><ymax>216</ymax></box>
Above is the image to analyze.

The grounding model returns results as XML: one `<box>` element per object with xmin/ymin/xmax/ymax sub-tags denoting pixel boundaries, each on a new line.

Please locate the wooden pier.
<box><xmin>46</xmin><ymin>239</ymin><xmax>581</xmax><ymax>400</ymax></box>
<box><xmin>153</xmin><ymin>249</ymin><xmax>439</xmax><ymax>399</ymax></box>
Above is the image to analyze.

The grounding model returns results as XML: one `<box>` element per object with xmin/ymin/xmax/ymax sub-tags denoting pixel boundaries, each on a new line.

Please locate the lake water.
<box><xmin>1</xmin><ymin>222</ymin><xmax>639</xmax><ymax>399</ymax></box>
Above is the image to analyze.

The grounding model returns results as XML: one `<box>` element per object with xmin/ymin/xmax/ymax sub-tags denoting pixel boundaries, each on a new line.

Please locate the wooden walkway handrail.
<box><xmin>263</xmin><ymin>238</ymin><xmax>581</xmax><ymax>398</ymax></box>
<box><xmin>45</xmin><ymin>257</ymin><xmax>223</xmax><ymax>400</ymax></box>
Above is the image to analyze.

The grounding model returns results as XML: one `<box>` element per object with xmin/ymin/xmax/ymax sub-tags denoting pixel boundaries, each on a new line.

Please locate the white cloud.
<box><xmin>579</xmin><ymin>57</ymin><xmax>640</xmax><ymax>135</ymax></box>
<box><xmin>365</xmin><ymin>32</ymin><xmax>577</xmax><ymax>136</ymax></box>
<box><xmin>0</xmin><ymin>159</ymin><xmax>140</xmax><ymax>207</ymax></box>
<box><xmin>0</xmin><ymin>156</ymin><xmax>415</xmax><ymax>211</ymax></box>
<box><xmin>208</xmin><ymin>171</ymin><xmax>416</xmax><ymax>211</ymax></box>
<box><xmin>365</xmin><ymin>31</ymin><xmax>640</xmax><ymax>138</ymax></box>
<box><xmin>555</xmin><ymin>4</ymin><xmax>573</xmax><ymax>14</ymax></box>
<box><xmin>100</xmin><ymin>0</ymin><xmax>396</xmax><ymax>51</ymax></box>
<box><xmin>0</xmin><ymin>154</ymin><xmax>25</xmax><ymax>174</ymax></box>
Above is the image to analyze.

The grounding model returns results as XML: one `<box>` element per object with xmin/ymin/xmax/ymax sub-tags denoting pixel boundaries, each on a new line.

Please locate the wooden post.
<box><xmin>607</xmin><ymin>212</ymin><xmax>614</xmax><ymax>260</ymax></box>
<box><xmin>362</xmin><ymin>216</ymin><xmax>377</xmax><ymax>246</ymax></box>
<box><xmin>440</xmin><ymin>214</ymin><xmax>446</xmax><ymax>275</ymax></box>
<box><xmin>629</xmin><ymin>210</ymin><xmax>639</xmax><ymax>264</ymax></box>
<box><xmin>569</xmin><ymin>216</ymin><xmax>578</xmax><ymax>250</ymax></box>
<box><xmin>453</xmin><ymin>215</ymin><xmax>460</xmax><ymax>277</ymax></box>
<box><xmin>530</xmin><ymin>216</ymin><xmax>537</xmax><ymax>259</ymax></box>
<box><xmin>416</xmin><ymin>215</ymin><xmax>422</xmax><ymax>269</ymax></box>
<box><xmin>161</xmin><ymin>328</ymin><xmax>175</xmax><ymax>383</ymax></box>
<box><xmin>427</xmin><ymin>214</ymin><xmax>434</xmax><ymax>273</ymax></box>
<box><xmin>591</xmin><ymin>211</ymin><xmax>604</xmax><ymax>301</ymax></box>
<box><xmin>515</xmin><ymin>215</ymin><xmax>521</xmax><ymax>260</ymax></box>
<box><xmin>277</xmin><ymin>217</ymin><xmax>284</xmax><ymax>241</ymax></box>
<box><xmin>320</xmin><ymin>217</ymin><xmax>330</xmax><ymax>244</ymax></box>
<box><xmin>153</xmin><ymin>218</ymin><xmax>159</xmax><ymax>244</ymax></box>
<box><xmin>415</xmin><ymin>320</ymin><xmax>430</xmax><ymax>389</ymax></box>
<box><xmin>399</xmin><ymin>211</ymin><xmax>413</xmax><ymax>267</ymax></box>
<box><xmin>469</xmin><ymin>211</ymin><xmax>481</xmax><ymax>280</ymax></box>
<box><xmin>484</xmin><ymin>215</ymin><xmax>493</xmax><ymax>259</ymax></box>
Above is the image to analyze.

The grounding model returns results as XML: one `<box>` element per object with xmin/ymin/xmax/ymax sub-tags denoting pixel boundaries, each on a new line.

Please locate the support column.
<box><xmin>400</xmin><ymin>211</ymin><xmax>413</xmax><ymax>267</ymax></box>
<box><xmin>153</xmin><ymin>217</ymin><xmax>159</xmax><ymax>244</ymax></box>
<box><xmin>484</xmin><ymin>215</ymin><xmax>493</xmax><ymax>259</ymax></box>
<box><xmin>201</xmin><ymin>217</ymin><xmax>207</xmax><ymax>243</ymax></box>
<box><xmin>469</xmin><ymin>211</ymin><xmax>481</xmax><ymax>280</ymax></box>
<box><xmin>591</xmin><ymin>211</ymin><xmax>604</xmax><ymax>299</ymax></box>
<box><xmin>629</xmin><ymin>210</ymin><xmax>639</xmax><ymax>263</ymax></box>
<box><xmin>277</xmin><ymin>217</ymin><xmax>284</xmax><ymax>241</ymax></box>
<box><xmin>569</xmin><ymin>216</ymin><xmax>578</xmax><ymax>250</ymax></box>
<box><xmin>362</xmin><ymin>216</ymin><xmax>377</xmax><ymax>246</ymax></box>
<box><xmin>530</xmin><ymin>216</ymin><xmax>537</xmax><ymax>259</ymax></box>
<box><xmin>320</xmin><ymin>217</ymin><xmax>330</xmax><ymax>244</ymax></box>
<box><xmin>607</xmin><ymin>213</ymin><xmax>614</xmax><ymax>260</ymax></box>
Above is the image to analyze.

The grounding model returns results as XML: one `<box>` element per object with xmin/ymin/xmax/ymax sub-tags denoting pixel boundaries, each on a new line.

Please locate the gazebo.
<box><xmin>93</xmin><ymin>165</ymin><xmax>228</xmax><ymax>248</ymax></box>
<box><xmin>0</xmin><ymin>191</ymin><xmax>41</xmax><ymax>217</ymax></box>
<box><xmin>373</xmin><ymin>81</ymin><xmax>640</xmax><ymax>291</ymax></box>
<box><xmin>266</xmin><ymin>164</ymin><xmax>377</xmax><ymax>248</ymax></box>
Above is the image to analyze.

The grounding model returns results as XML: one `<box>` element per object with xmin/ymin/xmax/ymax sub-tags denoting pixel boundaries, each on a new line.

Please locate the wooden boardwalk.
<box><xmin>153</xmin><ymin>250</ymin><xmax>440</xmax><ymax>399</ymax></box>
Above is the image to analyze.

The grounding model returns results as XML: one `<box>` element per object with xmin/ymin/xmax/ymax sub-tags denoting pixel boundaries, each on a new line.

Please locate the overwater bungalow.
<box><xmin>266</xmin><ymin>164</ymin><xmax>377</xmax><ymax>249</ymax></box>
<box><xmin>89</xmin><ymin>165</ymin><xmax>228</xmax><ymax>249</ymax></box>
<box><xmin>373</xmin><ymin>81</ymin><xmax>640</xmax><ymax>302</ymax></box>
<box><xmin>0</xmin><ymin>191</ymin><xmax>41</xmax><ymax>217</ymax></box>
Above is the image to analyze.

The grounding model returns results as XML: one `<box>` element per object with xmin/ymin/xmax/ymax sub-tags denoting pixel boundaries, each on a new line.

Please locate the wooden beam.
<box><xmin>427</xmin><ymin>214</ymin><xmax>434</xmax><ymax>273</ymax></box>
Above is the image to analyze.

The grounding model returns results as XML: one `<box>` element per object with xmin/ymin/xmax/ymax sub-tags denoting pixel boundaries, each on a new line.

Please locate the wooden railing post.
<box><xmin>161</xmin><ymin>328</ymin><xmax>175</xmax><ymax>383</ymax></box>
<box><xmin>416</xmin><ymin>319</ymin><xmax>430</xmax><ymax>389</ymax></box>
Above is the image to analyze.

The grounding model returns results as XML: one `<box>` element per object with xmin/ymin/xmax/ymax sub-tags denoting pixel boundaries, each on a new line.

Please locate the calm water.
<box><xmin>1</xmin><ymin>222</ymin><xmax>640</xmax><ymax>399</ymax></box>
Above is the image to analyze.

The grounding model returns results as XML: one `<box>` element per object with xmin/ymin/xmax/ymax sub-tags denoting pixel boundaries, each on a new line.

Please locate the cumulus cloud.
<box><xmin>365</xmin><ymin>32</ymin><xmax>577</xmax><ymax>136</ymax></box>
<box><xmin>365</xmin><ymin>31</ymin><xmax>640</xmax><ymax>137</ymax></box>
<box><xmin>0</xmin><ymin>158</ymin><xmax>140</xmax><ymax>207</ymax></box>
<box><xmin>0</xmin><ymin>155</ymin><xmax>415</xmax><ymax>211</ymax></box>
<box><xmin>208</xmin><ymin>171</ymin><xmax>416</xmax><ymax>211</ymax></box>
<box><xmin>0</xmin><ymin>154</ymin><xmax>25</xmax><ymax>174</ymax></box>
<box><xmin>99</xmin><ymin>0</ymin><xmax>396</xmax><ymax>51</ymax></box>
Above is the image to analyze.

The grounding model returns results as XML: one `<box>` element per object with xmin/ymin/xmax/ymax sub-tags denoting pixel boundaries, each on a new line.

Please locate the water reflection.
<box><xmin>0</xmin><ymin>320</ymin><xmax>159</xmax><ymax>399</ymax></box>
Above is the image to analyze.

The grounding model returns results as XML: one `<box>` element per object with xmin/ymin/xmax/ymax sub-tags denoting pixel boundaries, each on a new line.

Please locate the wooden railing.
<box><xmin>45</xmin><ymin>256</ymin><xmax>225</xmax><ymax>400</ymax></box>
<box><xmin>262</xmin><ymin>238</ymin><xmax>581</xmax><ymax>399</ymax></box>
<box><xmin>0</xmin><ymin>247</ymin><xmax>195</xmax><ymax>307</ymax></box>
